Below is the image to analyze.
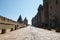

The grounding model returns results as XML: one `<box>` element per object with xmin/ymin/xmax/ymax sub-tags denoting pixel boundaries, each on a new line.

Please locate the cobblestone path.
<box><xmin>0</xmin><ymin>26</ymin><xmax>60</xmax><ymax>40</ymax></box>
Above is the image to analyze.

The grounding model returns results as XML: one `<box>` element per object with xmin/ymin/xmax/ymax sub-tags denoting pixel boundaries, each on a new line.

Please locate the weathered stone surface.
<box><xmin>1</xmin><ymin>29</ymin><xmax>6</xmax><ymax>34</ymax></box>
<box><xmin>0</xmin><ymin>26</ymin><xmax>60</xmax><ymax>40</ymax></box>
<box><xmin>0</xmin><ymin>16</ymin><xmax>26</xmax><ymax>34</ymax></box>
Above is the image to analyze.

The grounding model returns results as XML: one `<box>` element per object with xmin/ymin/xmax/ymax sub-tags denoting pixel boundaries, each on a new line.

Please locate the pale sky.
<box><xmin>0</xmin><ymin>0</ymin><xmax>43</xmax><ymax>24</ymax></box>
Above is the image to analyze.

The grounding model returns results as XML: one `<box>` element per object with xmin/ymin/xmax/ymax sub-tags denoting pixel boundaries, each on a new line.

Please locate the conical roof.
<box><xmin>17</xmin><ymin>15</ymin><xmax>22</xmax><ymax>22</ymax></box>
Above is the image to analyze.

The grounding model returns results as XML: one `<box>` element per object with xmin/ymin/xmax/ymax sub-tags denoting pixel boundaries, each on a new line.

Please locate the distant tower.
<box><xmin>24</xmin><ymin>17</ymin><xmax>28</xmax><ymax>25</ymax></box>
<box><xmin>17</xmin><ymin>15</ymin><xmax>22</xmax><ymax>23</ymax></box>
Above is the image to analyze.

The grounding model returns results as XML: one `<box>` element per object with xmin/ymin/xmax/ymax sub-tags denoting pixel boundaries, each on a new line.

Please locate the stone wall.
<box><xmin>32</xmin><ymin>5</ymin><xmax>43</xmax><ymax>28</ymax></box>
<box><xmin>0</xmin><ymin>16</ymin><xmax>26</xmax><ymax>34</ymax></box>
<box><xmin>32</xmin><ymin>0</ymin><xmax>60</xmax><ymax>32</ymax></box>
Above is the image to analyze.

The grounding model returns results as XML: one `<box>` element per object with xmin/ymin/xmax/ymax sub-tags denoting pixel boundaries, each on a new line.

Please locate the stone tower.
<box><xmin>47</xmin><ymin>0</ymin><xmax>60</xmax><ymax>29</ymax></box>
<box><xmin>43</xmin><ymin>0</ymin><xmax>60</xmax><ymax>30</ymax></box>
<box><xmin>24</xmin><ymin>17</ymin><xmax>28</xmax><ymax>25</ymax></box>
<box><xmin>17</xmin><ymin>15</ymin><xmax>22</xmax><ymax>23</ymax></box>
<box><xmin>43</xmin><ymin>0</ymin><xmax>49</xmax><ymax>26</ymax></box>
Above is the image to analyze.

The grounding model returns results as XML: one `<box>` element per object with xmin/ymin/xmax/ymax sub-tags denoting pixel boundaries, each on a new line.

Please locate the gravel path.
<box><xmin>0</xmin><ymin>26</ymin><xmax>60</xmax><ymax>40</ymax></box>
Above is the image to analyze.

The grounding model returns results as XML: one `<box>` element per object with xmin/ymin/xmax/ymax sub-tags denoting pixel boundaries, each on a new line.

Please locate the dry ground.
<box><xmin>0</xmin><ymin>26</ymin><xmax>60</xmax><ymax>40</ymax></box>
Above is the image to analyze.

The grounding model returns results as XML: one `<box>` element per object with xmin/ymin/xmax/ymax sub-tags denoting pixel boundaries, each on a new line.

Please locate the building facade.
<box><xmin>32</xmin><ymin>0</ymin><xmax>60</xmax><ymax>31</ymax></box>
<box><xmin>43</xmin><ymin>0</ymin><xmax>60</xmax><ymax>29</ymax></box>
<box><xmin>0</xmin><ymin>16</ymin><xmax>26</xmax><ymax>34</ymax></box>
<box><xmin>32</xmin><ymin>5</ymin><xmax>44</xmax><ymax>28</ymax></box>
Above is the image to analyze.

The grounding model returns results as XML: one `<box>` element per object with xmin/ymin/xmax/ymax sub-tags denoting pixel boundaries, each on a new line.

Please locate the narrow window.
<box><xmin>56</xmin><ymin>0</ymin><xmax>58</xmax><ymax>5</ymax></box>
<box><xmin>50</xmin><ymin>6</ymin><xmax>52</xmax><ymax>10</ymax></box>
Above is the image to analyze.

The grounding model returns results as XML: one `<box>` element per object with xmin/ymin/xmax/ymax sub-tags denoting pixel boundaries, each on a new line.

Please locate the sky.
<box><xmin>0</xmin><ymin>0</ymin><xmax>43</xmax><ymax>24</ymax></box>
